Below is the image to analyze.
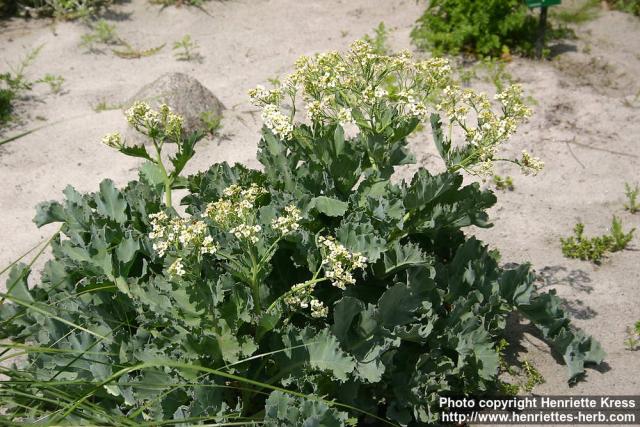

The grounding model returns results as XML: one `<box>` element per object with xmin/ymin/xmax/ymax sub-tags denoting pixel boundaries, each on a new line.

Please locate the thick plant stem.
<box><xmin>153</xmin><ymin>142</ymin><xmax>173</xmax><ymax>208</ymax></box>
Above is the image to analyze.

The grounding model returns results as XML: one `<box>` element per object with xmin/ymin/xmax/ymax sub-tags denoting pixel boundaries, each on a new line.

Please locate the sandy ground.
<box><xmin>1</xmin><ymin>0</ymin><xmax>639</xmax><ymax>413</ymax></box>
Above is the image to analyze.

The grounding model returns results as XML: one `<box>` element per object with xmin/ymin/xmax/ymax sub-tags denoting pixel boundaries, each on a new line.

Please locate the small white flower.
<box><xmin>168</xmin><ymin>258</ymin><xmax>185</xmax><ymax>277</ymax></box>
<box><xmin>310</xmin><ymin>299</ymin><xmax>328</xmax><ymax>318</ymax></box>
<box><xmin>101</xmin><ymin>132</ymin><xmax>122</xmax><ymax>149</ymax></box>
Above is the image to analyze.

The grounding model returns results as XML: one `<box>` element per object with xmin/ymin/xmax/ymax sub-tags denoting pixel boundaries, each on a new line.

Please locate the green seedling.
<box><xmin>624</xmin><ymin>321</ymin><xmax>640</xmax><ymax>351</ymax></box>
<box><xmin>363</xmin><ymin>22</ymin><xmax>391</xmax><ymax>55</ymax></box>
<box><xmin>173</xmin><ymin>35</ymin><xmax>201</xmax><ymax>62</ymax></box>
<box><xmin>493</xmin><ymin>174</ymin><xmax>514</xmax><ymax>191</ymax></box>
<box><xmin>36</xmin><ymin>74</ymin><xmax>65</xmax><ymax>94</ymax></box>
<box><xmin>93</xmin><ymin>100</ymin><xmax>123</xmax><ymax>112</ymax></box>
<box><xmin>200</xmin><ymin>110</ymin><xmax>222</xmax><ymax>137</ymax></box>
<box><xmin>112</xmin><ymin>42</ymin><xmax>165</xmax><ymax>59</ymax></box>
<box><xmin>624</xmin><ymin>182</ymin><xmax>639</xmax><ymax>214</ymax></box>
<box><xmin>80</xmin><ymin>19</ymin><xmax>121</xmax><ymax>52</ymax></box>
<box><xmin>561</xmin><ymin>216</ymin><xmax>635</xmax><ymax>263</ymax></box>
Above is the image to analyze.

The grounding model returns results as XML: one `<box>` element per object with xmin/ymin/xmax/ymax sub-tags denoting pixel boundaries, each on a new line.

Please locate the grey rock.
<box><xmin>124</xmin><ymin>72</ymin><xmax>224</xmax><ymax>134</ymax></box>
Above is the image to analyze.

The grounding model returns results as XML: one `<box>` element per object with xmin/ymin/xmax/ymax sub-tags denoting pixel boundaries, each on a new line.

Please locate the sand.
<box><xmin>1</xmin><ymin>0</ymin><xmax>638</xmax><ymax>412</ymax></box>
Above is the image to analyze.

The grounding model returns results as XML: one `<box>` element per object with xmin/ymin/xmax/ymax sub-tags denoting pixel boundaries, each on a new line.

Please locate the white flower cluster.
<box><xmin>205</xmin><ymin>184</ymin><xmax>266</xmax><ymax>228</ymax></box>
<box><xmin>101</xmin><ymin>132</ymin><xmax>123</xmax><ymax>149</ymax></box>
<box><xmin>437</xmin><ymin>84</ymin><xmax>533</xmax><ymax>176</ymax></box>
<box><xmin>519</xmin><ymin>150</ymin><xmax>545</xmax><ymax>175</ymax></box>
<box><xmin>283</xmin><ymin>282</ymin><xmax>328</xmax><ymax>318</ymax></box>
<box><xmin>261</xmin><ymin>104</ymin><xmax>294</xmax><ymax>141</ymax></box>
<box><xmin>310</xmin><ymin>299</ymin><xmax>329</xmax><ymax>318</ymax></box>
<box><xmin>168</xmin><ymin>258</ymin><xmax>186</xmax><ymax>277</ymax></box>
<box><xmin>318</xmin><ymin>236</ymin><xmax>367</xmax><ymax>290</ymax></box>
<box><xmin>125</xmin><ymin>102</ymin><xmax>184</xmax><ymax>139</ymax></box>
<box><xmin>230</xmin><ymin>224</ymin><xmax>262</xmax><ymax>244</ymax></box>
<box><xmin>272</xmin><ymin>205</ymin><xmax>302</xmax><ymax>235</ymax></box>
<box><xmin>149</xmin><ymin>211</ymin><xmax>217</xmax><ymax>257</ymax></box>
<box><xmin>248</xmin><ymin>85</ymin><xmax>283</xmax><ymax>106</ymax></box>
<box><xmin>248</xmin><ymin>40</ymin><xmax>453</xmax><ymax>130</ymax></box>
<box><xmin>205</xmin><ymin>183</ymin><xmax>268</xmax><ymax>244</ymax></box>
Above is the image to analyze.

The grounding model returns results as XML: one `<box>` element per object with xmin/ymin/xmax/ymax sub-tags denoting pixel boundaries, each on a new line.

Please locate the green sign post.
<box><xmin>526</xmin><ymin>0</ymin><xmax>561</xmax><ymax>7</ymax></box>
<box><xmin>525</xmin><ymin>0</ymin><xmax>562</xmax><ymax>58</ymax></box>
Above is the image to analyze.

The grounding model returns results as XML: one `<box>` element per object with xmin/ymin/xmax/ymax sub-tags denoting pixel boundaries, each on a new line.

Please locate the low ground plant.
<box><xmin>624</xmin><ymin>182</ymin><xmax>639</xmax><ymax>213</ymax></box>
<box><xmin>492</xmin><ymin>174</ymin><xmax>514</xmax><ymax>191</ymax></box>
<box><xmin>411</xmin><ymin>0</ymin><xmax>572</xmax><ymax>58</ymax></box>
<box><xmin>80</xmin><ymin>19</ymin><xmax>165</xmax><ymax>59</ymax></box>
<box><xmin>0</xmin><ymin>41</ymin><xmax>604</xmax><ymax>425</ymax></box>
<box><xmin>607</xmin><ymin>0</ymin><xmax>640</xmax><ymax>16</ymax></box>
<box><xmin>363</xmin><ymin>22</ymin><xmax>391</xmax><ymax>55</ymax></box>
<box><xmin>551</xmin><ymin>0</ymin><xmax>601</xmax><ymax>24</ymax></box>
<box><xmin>624</xmin><ymin>321</ymin><xmax>640</xmax><ymax>350</ymax></box>
<box><xmin>0</xmin><ymin>45</ymin><xmax>64</xmax><ymax>128</ymax></box>
<box><xmin>1</xmin><ymin>0</ymin><xmax>112</xmax><ymax>19</ymax></box>
<box><xmin>561</xmin><ymin>216</ymin><xmax>635</xmax><ymax>263</ymax></box>
<box><xmin>173</xmin><ymin>35</ymin><xmax>202</xmax><ymax>62</ymax></box>
<box><xmin>199</xmin><ymin>110</ymin><xmax>222</xmax><ymax>137</ymax></box>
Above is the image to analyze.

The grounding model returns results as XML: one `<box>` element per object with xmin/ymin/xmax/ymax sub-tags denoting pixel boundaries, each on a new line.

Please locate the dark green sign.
<box><xmin>525</xmin><ymin>0</ymin><xmax>561</xmax><ymax>7</ymax></box>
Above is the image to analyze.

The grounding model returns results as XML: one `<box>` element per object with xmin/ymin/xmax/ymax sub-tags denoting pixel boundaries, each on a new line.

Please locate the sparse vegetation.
<box><xmin>80</xmin><ymin>19</ymin><xmax>165</xmax><ymax>59</ymax></box>
<box><xmin>36</xmin><ymin>73</ymin><xmax>65</xmax><ymax>94</ymax></box>
<box><xmin>362</xmin><ymin>22</ymin><xmax>391</xmax><ymax>55</ymax></box>
<box><xmin>2</xmin><ymin>0</ymin><xmax>113</xmax><ymax>19</ymax></box>
<box><xmin>493</xmin><ymin>174</ymin><xmax>515</xmax><ymax>191</ymax></box>
<box><xmin>80</xmin><ymin>19</ymin><xmax>121</xmax><ymax>52</ymax></box>
<box><xmin>93</xmin><ymin>100</ymin><xmax>123</xmax><ymax>112</ymax></box>
<box><xmin>561</xmin><ymin>216</ymin><xmax>635</xmax><ymax>263</ymax></box>
<box><xmin>200</xmin><ymin>110</ymin><xmax>222</xmax><ymax>137</ymax></box>
<box><xmin>624</xmin><ymin>182</ymin><xmax>639</xmax><ymax>213</ymax></box>
<box><xmin>607</xmin><ymin>0</ymin><xmax>640</xmax><ymax>16</ymax></box>
<box><xmin>112</xmin><ymin>42</ymin><xmax>165</xmax><ymax>59</ymax></box>
<box><xmin>1</xmin><ymin>45</ymin><xmax>64</xmax><ymax>127</ymax></box>
<box><xmin>173</xmin><ymin>34</ymin><xmax>202</xmax><ymax>62</ymax></box>
<box><xmin>496</xmin><ymin>339</ymin><xmax>546</xmax><ymax>395</ymax></box>
<box><xmin>551</xmin><ymin>0</ymin><xmax>601</xmax><ymax>25</ymax></box>
<box><xmin>624</xmin><ymin>321</ymin><xmax>640</xmax><ymax>350</ymax></box>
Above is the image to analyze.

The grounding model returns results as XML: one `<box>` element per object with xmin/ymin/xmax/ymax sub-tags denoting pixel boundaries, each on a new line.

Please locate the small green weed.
<box><xmin>93</xmin><ymin>100</ymin><xmax>123</xmax><ymax>112</ymax></box>
<box><xmin>624</xmin><ymin>321</ymin><xmax>640</xmax><ymax>351</ymax></box>
<box><xmin>522</xmin><ymin>360</ymin><xmax>545</xmax><ymax>392</ymax></box>
<box><xmin>80</xmin><ymin>19</ymin><xmax>121</xmax><ymax>52</ymax></box>
<box><xmin>112</xmin><ymin>42</ymin><xmax>165</xmax><ymax>59</ymax></box>
<box><xmin>561</xmin><ymin>216</ymin><xmax>635</xmax><ymax>263</ymax></box>
<box><xmin>200</xmin><ymin>110</ymin><xmax>222</xmax><ymax>137</ymax></box>
<box><xmin>0</xmin><ymin>45</ymin><xmax>55</xmax><ymax>127</ymax></box>
<box><xmin>363</xmin><ymin>22</ymin><xmax>391</xmax><ymax>55</ymax></box>
<box><xmin>551</xmin><ymin>0</ymin><xmax>601</xmax><ymax>25</ymax></box>
<box><xmin>496</xmin><ymin>339</ymin><xmax>546</xmax><ymax>394</ymax></box>
<box><xmin>173</xmin><ymin>35</ymin><xmax>202</xmax><ymax>62</ymax></box>
<box><xmin>624</xmin><ymin>182</ymin><xmax>639</xmax><ymax>213</ymax></box>
<box><xmin>607</xmin><ymin>0</ymin><xmax>640</xmax><ymax>16</ymax></box>
<box><xmin>81</xmin><ymin>20</ymin><xmax>164</xmax><ymax>59</ymax></box>
<box><xmin>150</xmin><ymin>0</ymin><xmax>207</xmax><ymax>7</ymax></box>
<box><xmin>492</xmin><ymin>174</ymin><xmax>514</xmax><ymax>191</ymax></box>
<box><xmin>4</xmin><ymin>0</ymin><xmax>112</xmax><ymax>19</ymax></box>
<box><xmin>36</xmin><ymin>74</ymin><xmax>65</xmax><ymax>94</ymax></box>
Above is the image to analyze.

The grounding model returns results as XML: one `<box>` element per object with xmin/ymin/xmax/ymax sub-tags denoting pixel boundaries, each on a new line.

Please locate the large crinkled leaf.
<box><xmin>332</xmin><ymin>297</ymin><xmax>395</xmax><ymax>383</ymax></box>
<box><xmin>403</xmin><ymin>169</ymin><xmax>461</xmax><ymax>210</ymax></box>
<box><xmin>94</xmin><ymin>179</ymin><xmax>127</xmax><ymax>224</ymax></box>
<box><xmin>516</xmin><ymin>289</ymin><xmax>606</xmax><ymax>382</ymax></box>
<box><xmin>308</xmin><ymin>196</ymin><xmax>349</xmax><ymax>217</ymax></box>
<box><xmin>4</xmin><ymin>263</ymin><xmax>33</xmax><ymax>303</ymax></box>
<box><xmin>374</xmin><ymin>242</ymin><xmax>432</xmax><ymax>277</ymax></box>
<box><xmin>336</xmin><ymin>213</ymin><xmax>386</xmax><ymax>263</ymax></box>
<box><xmin>264</xmin><ymin>391</ymin><xmax>351</xmax><ymax>427</ymax></box>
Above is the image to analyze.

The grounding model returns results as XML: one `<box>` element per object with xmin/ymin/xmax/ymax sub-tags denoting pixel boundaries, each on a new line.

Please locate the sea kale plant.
<box><xmin>0</xmin><ymin>41</ymin><xmax>604</xmax><ymax>426</ymax></box>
